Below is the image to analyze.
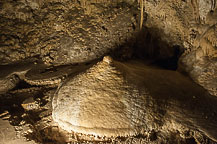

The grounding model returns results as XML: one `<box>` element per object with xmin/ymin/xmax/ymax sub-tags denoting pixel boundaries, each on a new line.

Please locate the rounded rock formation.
<box><xmin>52</xmin><ymin>56</ymin><xmax>147</xmax><ymax>137</ymax></box>
<box><xmin>52</xmin><ymin>56</ymin><xmax>217</xmax><ymax>142</ymax></box>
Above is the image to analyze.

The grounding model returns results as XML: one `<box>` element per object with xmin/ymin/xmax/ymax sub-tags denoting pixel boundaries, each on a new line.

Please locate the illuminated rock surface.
<box><xmin>53</xmin><ymin>56</ymin><xmax>217</xmax><ymax>141</ymax></box>
<box><xmin>52</xmin><ymin>56</ymin><xmax>147</xmax><ymax>137</ymax></box>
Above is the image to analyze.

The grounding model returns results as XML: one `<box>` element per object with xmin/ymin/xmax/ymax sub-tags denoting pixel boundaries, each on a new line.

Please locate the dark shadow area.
<box><xmin>11</xmin><ymin>80</ymin><xmax>32</xmax><ymax>90</ymax></box>
<box><xmin>111</xmin><ymin>27</ymin><xmax>185</xmax><ymax>70</ymax></box>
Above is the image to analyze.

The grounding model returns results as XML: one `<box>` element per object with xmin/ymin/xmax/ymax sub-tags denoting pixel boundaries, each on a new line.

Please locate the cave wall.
<box><xmin>139</xmin><ymin>0</ymin><xmax>217</xmax><ymax>96</ymax></box>
<box><xmin>0</xmin><ymin>0</ymin><xmax>138</xmax><ymax>65</ymax></box>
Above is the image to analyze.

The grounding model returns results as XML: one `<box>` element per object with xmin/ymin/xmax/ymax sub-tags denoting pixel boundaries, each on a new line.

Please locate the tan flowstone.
<box><xmin>52</xmin><ymin>56</ymin><xmax>217</xmax><ymax>141</ymax></box>
<box><xmin>52</xmin><ymin>56</ymin><xmax>147</xmax><ymax>137</ymax></box>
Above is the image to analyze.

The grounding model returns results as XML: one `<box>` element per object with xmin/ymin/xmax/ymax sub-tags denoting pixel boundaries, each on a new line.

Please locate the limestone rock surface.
<box><xmin>0</xmin><ymin>58</ymin><xmax>37</xmax><ymax>94</ymax></box>
<box><xmin>52</xmin><ymin>56</ymin><xmax>217</xmax><ymax>142</ymax></box>
<box><xmin>52</xmin><ymin>56</ymin><xmax>147</xmax><ymax>137</ymax></box>
<box><xmin>0</xmin><ymin>0</ymin><xmax>137</xmax><ymax>65</ymax></box>
<box><xmin>142</xmin><ymin>0</ymin><xmax>217</xmax><ymax>97</ymax></box>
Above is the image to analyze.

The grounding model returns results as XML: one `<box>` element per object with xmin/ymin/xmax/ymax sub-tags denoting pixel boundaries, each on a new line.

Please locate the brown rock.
<box><xmin>53</xmin><ymin>56</ymin><xmax>217</xmax><ymax>142</ymax></box>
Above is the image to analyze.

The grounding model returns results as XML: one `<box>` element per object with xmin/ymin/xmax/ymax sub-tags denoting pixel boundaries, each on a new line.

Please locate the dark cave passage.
<box><xmin>112</xmin><ymin>27</ymin><xmax>184</xmax><ymax>70</ymax></box>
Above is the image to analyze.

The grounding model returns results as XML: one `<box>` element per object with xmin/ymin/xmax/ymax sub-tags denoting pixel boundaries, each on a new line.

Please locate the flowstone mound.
<box><xmin>52</xmin><ymin>56</ymin><xmax>148</xmax><ymax>137</ymax></box>
<box><xmin>52</xmin><ymin>56</ymin><xmax>217</xmax><ymax>142</ymax></box>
